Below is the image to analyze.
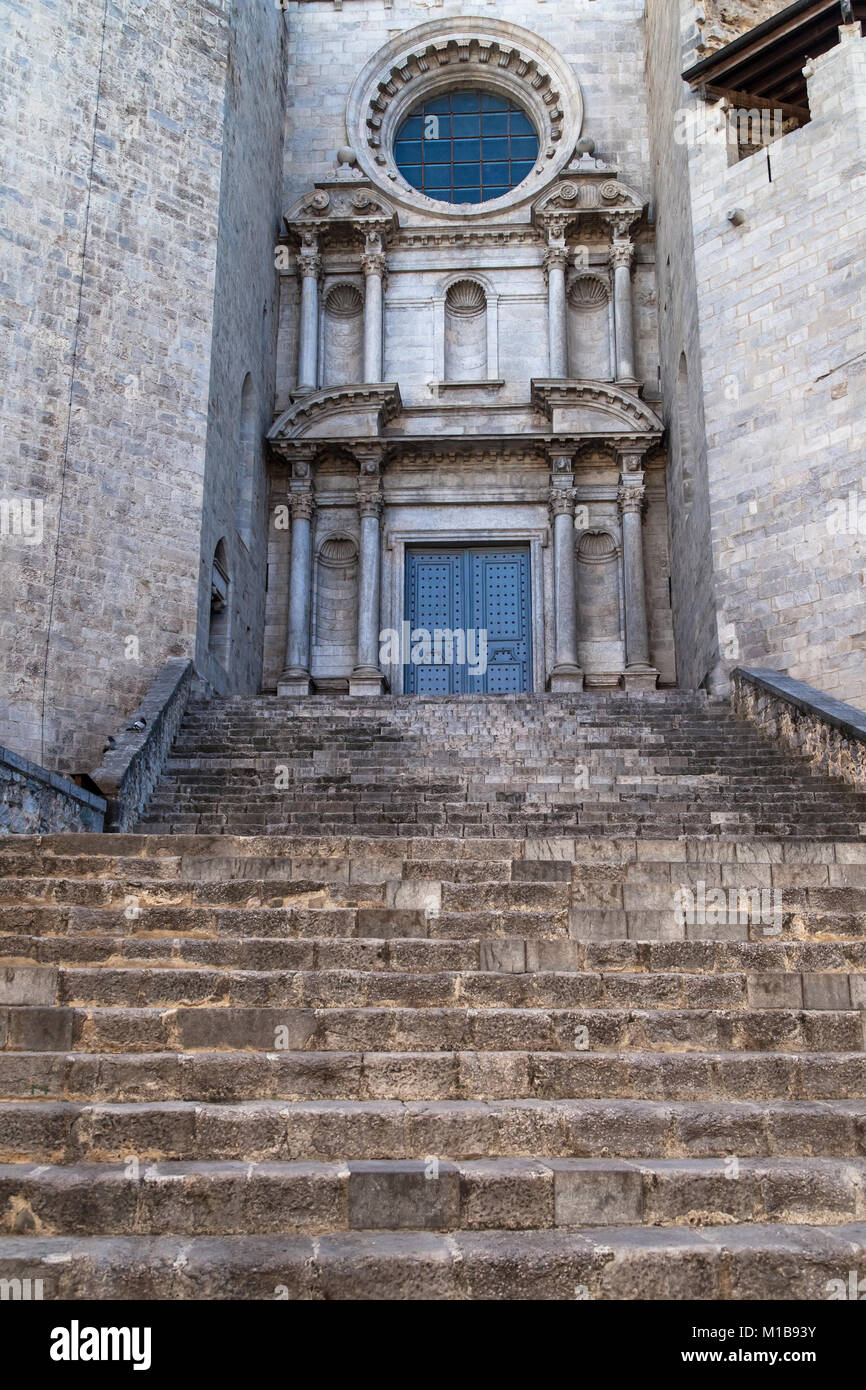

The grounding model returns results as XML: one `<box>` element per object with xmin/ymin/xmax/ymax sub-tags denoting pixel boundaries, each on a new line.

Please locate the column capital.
<box><xmin>543</xmin><ymin>245</ymin><xmax>570</xmax><ymax>277</ymax></box>
<box><xmin>357</xmin><ymin>488</ymin><xmax>383</xmax><ymax>521</ymax></box>
<box><xmin>609</xmin><ymin>238</ymin><xmax>634</xmax><ymax>272</ymax></box>
<box><xmin>361</xmin><ymin>252</ymin><xmax>387</xmax><ymax>279</ymax></box>
<box><xmin>548</xmin><ymin>485</ymin><xmax>575</xmax><ymax>520</ymax></box>
<box><xmin>617</xmin><ymin>482</ymin><xmax>646</xmax><ymax>517</ymax></box>
<box><xmin>288</xmin><ymin>488</ymin><xmax>315</xmax><ymax>522</ymax></box>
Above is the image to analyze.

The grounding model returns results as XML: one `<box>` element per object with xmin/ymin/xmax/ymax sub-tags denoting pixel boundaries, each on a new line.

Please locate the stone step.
<box><xmin>3</xmin><ymin>1157</ymin><xmax>865</xmax><ymax>1236</ymax></box>
<box><xmin>3</xmin><ymin>963</ymin><xmax>864</xmax><ymax>1012</ymax></box>
<box><xmin>4</xmin><ymin>1003</ymin><xmax>863</xmax><ymax>1054</ymax></box>
<box><xmin>5</xmin><ymin>1098</ymin><xmax>866</xmax><ymax>1164</ymax></box>
<box><xmin>3</xmin><ymin>1222</ymin><xmax>865</xmax><ymax>1299</ymax></box>
<box><xmin>5</xmin><ymin>934</ymin><xmax>866</xmax><ymax>975</ymax></box>
<box><xmin>3</xmin><ymin>1049</ymin><xmax>865</xmax><ymax>1103</ymax></box>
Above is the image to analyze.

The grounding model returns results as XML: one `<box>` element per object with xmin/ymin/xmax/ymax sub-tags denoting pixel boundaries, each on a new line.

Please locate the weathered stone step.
<box><xmin>0</xmin><ymin>904</ymin><xmax>570</xmax><ymax>941</ymax></box>
<box><xmin>4</xmin><ymin>1221</ymin><xmax>866</xmax><ymax>1299</ymax></box>
<box><xmin>5</xmin><ymin>1097</ymin><xmax>866</xmax><ymax>1164</ymax></box>
<box><xmin>4</xmin><ymin>1156</ymin><xmax>865</xmax><ymax>1237</ymax></box>
<box><xmin>4</xmin><ymin>1003</ymin><xmax>863</xmax><ymax>1054</ymax></box>
<box><xmin>3</xmin><ymin>1049</ymin><xmax>865</xmax><ymax>1104</ymax></box>
<box><xmin>4</xmin><ymin>963</ymin><xmax>864</xmax><ymax>1013</ymax></box>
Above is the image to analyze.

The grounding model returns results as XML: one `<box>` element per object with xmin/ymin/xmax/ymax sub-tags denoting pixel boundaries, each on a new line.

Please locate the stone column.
<box><xmin>297</xmin><ymin>235</ymin><xmax>321</xmax><ymax>394</ymax></box>
<box><xmin>547</xmin><ymin>453</ymin><xmax>583</xmax><ymax>692</ymax></box>
<box><xmin>611</xmin><ymin>231</ymin><xmax>637</xmax><ymax>386</ymax></box>
<box><xmin>617</xmin><ymin>451</ymin><xmax>658</xmax><ymax>692</ymax></box>
<box><xmin>544</xmin><ymin>238</ymin><xmax>569</xmax><ymax>380</ymax></box>
<box><xmin>278</xmin><ymin>467</ymin><xmax>315</xmax><ymax>696</ymax></box>
<box><xmin>362</xmin><ymin>233</ymin><xmax>386</xmax><ymax>384</ymax></box>
<box><xmin>350</xmin><ymin>449</ymin><xmax>387</xmax><ymax>696</ymax></box>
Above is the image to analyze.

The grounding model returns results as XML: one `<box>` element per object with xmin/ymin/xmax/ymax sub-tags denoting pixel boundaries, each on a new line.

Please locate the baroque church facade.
<box><xmin>265</xmin><ymin>14</ymin><xmax>674</xmax><ymax>701</ymax></box>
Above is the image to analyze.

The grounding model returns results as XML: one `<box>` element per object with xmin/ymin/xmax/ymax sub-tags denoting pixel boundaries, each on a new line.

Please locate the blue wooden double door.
<box><xmin>404</xmin><ymin>545</ymin><xmax>532</xmax><ymax>694</ymax></box>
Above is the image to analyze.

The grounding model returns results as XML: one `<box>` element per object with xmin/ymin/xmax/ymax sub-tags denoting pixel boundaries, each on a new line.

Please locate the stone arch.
<box><xmin>323</xmin><ymin>281</ymin><xmax>364</xmax><ymax>387</ymax></box>
<box><xmin>208</xmin><ymin>538</ymin><xmax>231</xmax><ymax>669</ymax></box>
<box><xmin>567</xmin><ymin>272</ymin><xmax>612</xmax><ymax>380</ymax></box>
<box><xmin>444</xmin><ymin>278</ymin><xmax>487</xmax><ymax>382</ymax></box>
<box><xmin>576</xmin><ymin>528</ymin><xmax>623</xmax><ymax>682</ymax></box>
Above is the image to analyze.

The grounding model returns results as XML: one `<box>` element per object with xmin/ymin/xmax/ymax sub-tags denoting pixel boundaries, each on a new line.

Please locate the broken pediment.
<box><xmin>531</xmin><ymin>380</ymin><xmax>663</xmax><ymax>437</ymax></box>
<box><xmin>268</xmin><ymin>384</ymin><xmax>403</xmax><ymax>447</ymax></box>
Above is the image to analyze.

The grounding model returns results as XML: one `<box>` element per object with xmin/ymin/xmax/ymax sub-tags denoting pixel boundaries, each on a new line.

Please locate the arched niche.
<box><xmin>313</xmin><ymin>532</ymin><xmax>359</xmax><ymax>682</ymax></box>
<box><xmin>567</xmin><ymin>273</ymin><xmax>612</xmax><ymax>381</ymax></box>
<box><xmin>576</xmin><ymin>528</ymin><xmax>623</xmax><ymax>683</ymax></box>
<box><xmin>444</xmin><ymin>279</ymin><xmax>487</xmax><ymax>382</ymax></box>
<box><xmin>322</xmin><ymin>282</ymin><xmax>364</xmax><ymax>387</ymax></box>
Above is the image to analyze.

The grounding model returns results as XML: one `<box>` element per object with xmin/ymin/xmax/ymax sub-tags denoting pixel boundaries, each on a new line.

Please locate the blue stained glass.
<box><xmin>511</xmin><ymin>135</ymin><xmax>538</xmax><ymax>158</ymax></box>
<box><xmin>453</xmin><ymin>139</ymin><xmax>481</xmax><ymax>162</ymax></box>
<box><xmin>482</xmin><ymin>162</ymin><xmax>509</xmax><ymax>184</ymax></box>
<box><xmin>509</xmin><ymin>111</ymin><xmax>535</xmax><ymax>135</ymax></box>
<box><xmin>394</xmin><ymin>140</ymin><xmax>422</xmax><ymax>164</ymax></box>
<box><xmin>394</xmin><ymin>89</ymin><xmax>539</xmax><ymax>203</ymax></box>
<box><xmin>452</xmin><ymin>114</ymin><xmax>480</xmax><ymax>138</ymax></box>
<box><xmin>424</xmin><ymin>164</ymin><xmax>451</xmax><ymax>187</ymax></box>
<box><xmin>481</xmin><ymin>137</ymin><xmax>508</xmax><ymax>160</ymax></box>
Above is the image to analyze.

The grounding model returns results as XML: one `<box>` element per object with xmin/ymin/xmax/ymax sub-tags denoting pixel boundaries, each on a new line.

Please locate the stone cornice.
<box><xmin>532</xmin><ymin>174</ymin><xmax>646</xmax><ymax>232</ymax></box>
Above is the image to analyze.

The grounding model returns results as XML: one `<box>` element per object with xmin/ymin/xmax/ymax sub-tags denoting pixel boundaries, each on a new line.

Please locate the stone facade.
<box><xmin>646</xmin><ymin>3</ymin><xmax>866</xmax><ymax>706</ymax></box>
<box><xmin>263</xmin><ymin>3</ymin><xmax>674</xmax><ymax>698</ymax></box>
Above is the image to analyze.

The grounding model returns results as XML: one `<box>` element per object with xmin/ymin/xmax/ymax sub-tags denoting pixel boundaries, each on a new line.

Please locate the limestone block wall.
<box><xmin>193</xmin><ymin>2</ymin><xmax>287</xmax><ymax>699</ymax></box>
<box><xmin>696</xmin><ymin>1</ymin><xmax>793</xmax><ymax>54</ymax></box>
<box><xmin>0</xmin><ymin>0</ymin><xmax>231</xmax><ymax>774</ymax></box>
<box><xmin>688</xmin><ymin>25</ymin><xmax>866</xmax><ymax>707</ymax></box>
<box><xmin>644</xmin><ymin>0</ymin><xmax>719</xmax><ymax>692</ymax></box>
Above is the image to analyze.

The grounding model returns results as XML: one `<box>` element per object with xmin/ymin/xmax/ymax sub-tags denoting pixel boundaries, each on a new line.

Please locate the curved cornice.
<box><xmin>268</xmin><ymin>384</ymin><xmax>403</xmax><ymax>444</ymax></box>
<box><xmin>531</xmin><ymin>380</ymin><xmax>664</xmax><ymax>435</ymax></box>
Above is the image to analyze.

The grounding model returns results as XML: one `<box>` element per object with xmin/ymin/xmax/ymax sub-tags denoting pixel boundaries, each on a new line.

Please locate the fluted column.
<box><xmin>350</xmin><ymin>449</ymin><xmax>387</xmax><ymax>696</ymax></box>
<box><xmin>362</xmin><ymin>233</ymin><xmax>386</xmax><ymax>384</ymax></box>
<box><xmin>278</xmin><ymin>467</ymin><xmax>315</xmax><ymax>696</ymax></box>
<box><xmin>611</xmin><ymin>231</ymin><xmax>637</xmax><ymax>386</ymax></box>
<box><xmin>618</xmin><ymin>451</ymin><xmax>658</xmax><ymax>692</ymax></box>
<box><xmin>547</xmin><ymin>453</ymin><xmax>583</xmax><ymax>692</ymax></box>
<box><xmin>544</xmin><ymin>237</ymin><xmax>569</xmax><ymax>379</ymax></box>
<box><xmin>297</xmin><ymin>235</ymin><xmax>321</xmax><ymax>394</ymax></box>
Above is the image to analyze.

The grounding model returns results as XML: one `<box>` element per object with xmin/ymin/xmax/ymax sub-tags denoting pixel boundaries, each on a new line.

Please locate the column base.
<box><xmin>277</xmin><ymin>670</ymin><xmax>313</xmax><ymax>697</ymax></box>
<box><xmin>349</xmin><ymin>667</ymin><xmax>388</xmax><ymax>697</ymax></box>
<box><xmin>548</xmin><ymin>664</ymin><xmax>584</xmax><ymax>693</ymax></box>
<box><xmin>621</xmin><ymin>665</ymin><xmax>659</xmax><ymax>693</ymax></box>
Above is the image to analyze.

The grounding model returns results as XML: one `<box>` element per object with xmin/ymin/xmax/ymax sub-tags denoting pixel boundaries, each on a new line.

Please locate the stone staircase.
<box><xmin>1</xmin><ymin>691</ymin><xmax>866</xmax><ymax>1298</ymax></box>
